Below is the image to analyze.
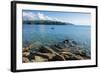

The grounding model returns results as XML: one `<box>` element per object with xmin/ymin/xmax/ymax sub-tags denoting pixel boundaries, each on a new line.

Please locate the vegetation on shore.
<box><xmin>23</xmin><ymin>20</ymin><xmax>74</xmax><ymax>25</ymax></box>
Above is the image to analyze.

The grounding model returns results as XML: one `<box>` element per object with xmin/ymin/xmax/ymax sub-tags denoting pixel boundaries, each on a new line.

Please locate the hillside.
<box><xmin>23</xmin><ymin>20</ymin><xmax>74</xmax><ymax>25</ymax></box>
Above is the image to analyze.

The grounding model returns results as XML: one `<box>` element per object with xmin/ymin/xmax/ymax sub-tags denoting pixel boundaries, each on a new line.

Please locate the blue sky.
<box><xmin>23</xmin><ymin>10</ymin><xmax>91</xmax><ymax>25</ymax></box>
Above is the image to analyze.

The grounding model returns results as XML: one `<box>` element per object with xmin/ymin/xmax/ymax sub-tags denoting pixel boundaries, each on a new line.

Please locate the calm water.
<box><xmin>22</xmin><ymin>24</ymin><xmax>91</xmax><ymax>50</ymax></box>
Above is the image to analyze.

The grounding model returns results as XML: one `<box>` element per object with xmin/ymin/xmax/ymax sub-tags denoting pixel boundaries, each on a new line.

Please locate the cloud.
<box><xmin>23</xmin><ymin>12</ymin><xmax>36</xmax><ymax>20</ymax></box>
<box><xmin>46</xmin><ymin>16</ymin><xmax>53</xmax><ymax>20</ymax></box>
<box><xmin>37</xmin><ymin>12</ymin><xmax>46</xmax><ymax>20</ymax></box>
<box><xmin>23</xmin><ymin>11</ymin><xmax>55</xmax><ymax>21</ymax></box>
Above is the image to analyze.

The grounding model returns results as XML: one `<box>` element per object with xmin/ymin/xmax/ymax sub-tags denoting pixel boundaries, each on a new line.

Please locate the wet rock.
<box><xmin>22</xmin><ymin>57</ymin><xmax>30</xmax><ymax>63</ymax></box>
<box><xmin>55</xmin><ymin>42</ymin><xmax>66</xmax><ymax>49</ymax></box>
<box><xmin>23</xmin><ymin>52</ymin><xmax>30</xmax><ymax>57</ymax></box>
<box><xmin>63</xmin><ymin>39</ymin><xmax>78</xmax><ymax>47</ymax></box>
<box><xmin>71</xmin><ymin>40</ymin><xmax>78</xmax><ymax>45</ymax></box>
<box><xmin>60</xmin><ymin>52</ymin><xmax>81</xmax><ymax>60</ymax></box>
<box><xmin>74</xmin><ymin>55</ymin><xmax>84</xmax><ymax>60</ymax></box>
<box><xmin>34</xmin><ymin>52</ymin><xmax>55</xmax><ymax>59</ymax></box>
<box><xmin>23</xmin><ymin>48</ymin><xmax>30</xmax><ymax>52</ymax></box>
<box><xmin>28</xmin><ymin>52</ymin><xmax>35</xmax><ymax>61</ymax></box>
<box><xmin>73</xmin><ymin>49</ymin><xmax>87</xmax><ymax>56</ymax></box>
<box><xmin>49</xmin><ymin>54</ymin><xmax>65</xmax><ymax>61</ymax></box>
<box><xmin>61</xmin><ymin>48</ymin><xmax>70</xmax><ymax>52</ymax></box>
<box><xmin>22</xmin><ymin>39</ymin><xmax>90</xmax><ymax>62</ymax></box>
<box><xmin>50</xmin><ymin>45</ymin><xmax>62</xmax><ymax>52</ymax></box>
<box><xmin>39</xmin><ymin>46</ymin><xmax>56</xmax><ymax>53</ymax></box>
<box><xmin>34</xmin><ymin>56</ymin><xmax>48</xmax><ymax>62</ymax></box>
<box><xmin>63</xmin><ymin>39</ymin><xmax>69</xmax><ymax>44</ymax></box>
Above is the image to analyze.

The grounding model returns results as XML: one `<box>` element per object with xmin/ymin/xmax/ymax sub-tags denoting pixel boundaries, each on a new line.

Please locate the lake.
<box><xmin>22</xmin><ymin>24</ymin><xmax>91</xmax><ymax>51</ymax></box>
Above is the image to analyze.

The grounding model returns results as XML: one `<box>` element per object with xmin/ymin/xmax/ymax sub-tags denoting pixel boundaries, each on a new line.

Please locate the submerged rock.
<box><xmin>49</xmin><ymin>54</ymin><xmax>65</xmax><ymax>61</ymax></box>
<box><xmin>22</xmin><ymin>39</ymin><xmax>90</xmax><ymax>63</ymax></box>
<box><xmin>23</xmin><ymin>48</ymin><xmax>30</xmax><ymax>52</ymax></box>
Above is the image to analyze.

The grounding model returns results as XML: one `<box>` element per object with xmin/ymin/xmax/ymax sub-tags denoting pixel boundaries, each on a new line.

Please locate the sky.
<box><xmin>23</xmin><ymin>10</ymin><xmax>91</xmax><ymax>25</ymax></box>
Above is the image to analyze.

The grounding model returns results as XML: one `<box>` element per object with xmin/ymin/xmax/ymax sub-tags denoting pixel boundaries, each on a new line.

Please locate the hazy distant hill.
<box><xmin>23</xmin><ymin>20</ymin><xmax>74</xmax><ymax>25</ymax></box>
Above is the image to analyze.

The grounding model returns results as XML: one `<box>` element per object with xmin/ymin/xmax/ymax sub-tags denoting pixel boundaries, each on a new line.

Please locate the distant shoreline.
<box><xmin>23</xmin><ymin>20</ymin><xmax>74</xmax><ymax>25</ymax></box>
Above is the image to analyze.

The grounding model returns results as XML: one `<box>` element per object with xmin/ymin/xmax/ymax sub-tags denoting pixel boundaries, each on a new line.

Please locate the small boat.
<box><xmin>51</xmin><ymin>27</ymin><xmax>55</xmax><ymax>30</ymax></box>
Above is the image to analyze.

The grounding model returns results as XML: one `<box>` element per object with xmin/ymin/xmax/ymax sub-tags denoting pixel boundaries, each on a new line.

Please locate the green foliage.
<box><xmin>23</xmin><ymin>20</ymin><xmax>74</xmax><ymax>25</ymax></box>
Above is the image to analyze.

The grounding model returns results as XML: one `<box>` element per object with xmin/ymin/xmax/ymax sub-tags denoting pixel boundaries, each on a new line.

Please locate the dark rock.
<box><xmin>55</xmin><ymin>42</ymin><xmax>66</xmax><ymax>49</ymax></box>
<box><xmin>49</xmin><ymin>54</ymin><xmax>65</xmax><ymax>61</ymax></box>
<box><xmin>33</xmin><ymin>52</ymin><xmax>55</xmax><ymax>59</ymax></box>
<box><xmin>23</xmin><ymin>48</ymin><xmax>30</xmax><ymax>52</ymax></box>
<box><xmin>74</xmin><ymin>55</ymin><xmax>84</xmax><ymax>60</ymax></box>
<box><xmin>39</xmin><ymin>46</ymin><xmax>56</xmax><ymax>53</ymax></box>
<box><xmin>63</xmin><ymin>39</ymin><xmax>69</xmax><ymax>44</ymax></box>
<box><xmin>60</xmin><ymin>52</ymin><xmax>83</xmax><ymax>60</ymax></box>
<box><xmin>28</xmin><ymin>51</ymin><xmax>36</xmax><ymax>61</ymax></box>
<box><xmin>71</xmin><ymin>40</ymin><xmax>78</xmax><ymax>45</ymax></box>
<box><xmin>50</xmin><ymin>45</ymin><xmax>62</xmax><ymax>52</ymax></box>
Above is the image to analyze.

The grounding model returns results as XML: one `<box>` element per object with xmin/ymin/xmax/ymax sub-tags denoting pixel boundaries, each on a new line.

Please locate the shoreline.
<box><xmin>22</xmin><ymin>39</ymin><xmax>90</xmax><ymax>63</ymax></box>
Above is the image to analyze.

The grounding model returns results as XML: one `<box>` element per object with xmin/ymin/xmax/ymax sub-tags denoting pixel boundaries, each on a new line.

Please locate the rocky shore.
<box><xmin>22</xmin><ymin>39</ymin><xmax>90</xmax><ymax>63</ymax></box>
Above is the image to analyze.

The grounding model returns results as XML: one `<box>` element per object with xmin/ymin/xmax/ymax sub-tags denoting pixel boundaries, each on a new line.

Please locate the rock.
<box><xmin>23</xmin><ymin>40</ymin><xmax>30</xmax><ymax>48</ymax></box>
<box><xmin>34</xmin><ymin>56</ymin><xmax>48</xmax><ymax>62</ymax></box>
<box><xmin>63</xmin><ymin>39</ymin><xmax>78</xmax><ymax>47</ymax></box>
<box><xmin>29</xmin><ymin>41</ymin><xmax>42</xmax><ymax>49</ymax></box>
<box><xmin>63</xmin><ymin>39</ymin><xmax>69</xmax><ymax>44</ymax></box>
<box><xmin>49</xmin><ymin>54</ymin><xmax>65</xmax><ymax>61</ymax></box>
<box><xmin>31</xmin><ymin>59</ymin><xmax>35</xmax><ymax>62</ymax></box>
<box><xmin>34</xmin><ymin>52</ymin><xmax>55</xmax><ymax>59</ymax></box>
<box><xmin>39</xmin><ymin>45</ymin><xmax>67</xmax><ymax>61</ymax></box>
<box><xmin>39</xmin><ymin>46</ymin><xmax>56</xmax><ymax>53</ymax></box>
<box><xmin>23</xmin><ymin>48</ymin><xmax>29</xmax><ymax>52</ymax></box>
<box><xmin>55</xmin><ymin>42</ymin><xmax>66</xmax><ymax>49</ymax></box>
<box><xmin>50</xmin><ymin>45</ymin><xmax>62</xmax><ymax>52</ymax></box>
<box><xmin>74</xmin><ymin>55</ymin><xmax>84</xmax><ymax>60</ymax></box>
<box><xmin>61</xmin><ymin>48</ymin><xmax>70</xmax><ymax>52</ymax></box>
<box><xmin>23</xmin><ymin>52</ymin><xmax>30</xmax><ymax>57</ymax></box>
<box><xmin>23</xmin><ymin>39</ymin><xmax>90</xmax><ymax>62</ymax></box>
<box><xmin>73</xmin><ymin>49</ymin><xmax>87</xmax><ymax>57</ymax></box>
<box><xmin>71</xmin><ymin>40</ymin><xmax>78</xmax><ymax>45</ymax></box>
<box><xmin>28</xmin><ymin>52</ymin><xmax>35</xmax><ymax>60</ymax></box>
<box><xmin>60</xmin><ymin>52</ymin><xmax>81</xmax><ymax>60</ymax></box>
<box><xmin>22</xmin><ymin>57</ymin><xmax>30</xmax><ymax>63</ymax></box>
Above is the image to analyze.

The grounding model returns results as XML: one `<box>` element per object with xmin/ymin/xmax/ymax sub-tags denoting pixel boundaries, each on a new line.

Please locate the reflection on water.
<box><xmin>22</xmin><ymin>24</ymin><xmax>91</xmax><ymax>51</ymax></box>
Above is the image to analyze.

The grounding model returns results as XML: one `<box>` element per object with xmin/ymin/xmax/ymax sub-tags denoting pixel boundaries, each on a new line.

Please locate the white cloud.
<box><xmin>23</xmin><ymin>11</ymin><xmax>57</xmax><ymax>21</ymax></box>
<box><xmin>46</xmin><ymin>16</ymin><xmax>53</xmax><ymax>20</ymax></box>
<box><xmin>23</xmin><ymin>12</ymin><xmax>36</xmax><ymax>20</ymax></box>
<box><xmin>37</xmin><ymin>12</ymin><xmax>46</xmax><ymax>20</ymax></box>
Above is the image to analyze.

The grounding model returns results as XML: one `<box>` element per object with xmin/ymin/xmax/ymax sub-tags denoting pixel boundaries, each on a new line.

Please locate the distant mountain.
<box><xmin>23</xmin><ymin>20</ymin><xmax>74</xmax><ymax>25</ymax></box>
<box><xmin>23</xmin><ymin>12</ymin><xmax>74</xmax><ymax>25</ymax></box>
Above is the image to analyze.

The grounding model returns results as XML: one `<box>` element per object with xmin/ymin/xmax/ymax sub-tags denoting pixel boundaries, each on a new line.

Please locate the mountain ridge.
<box><xmin>23</xmin><ymin>20</ymin><xmax>74</xmax><ymax>25</ymax></box>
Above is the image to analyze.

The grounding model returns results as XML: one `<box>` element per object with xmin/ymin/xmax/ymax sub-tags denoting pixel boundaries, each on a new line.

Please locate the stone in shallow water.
<box><xmin>39</xmin><ymin>46</ymin><xmax>56</xmax><ymax>53</ymax></box>
<box><xmin>22</xmin><ymin>57</ymin><xmax>29</xmax><ymax>63</ymax></box>
<box><xmin>23</xmin><ymin>52</ymin><xmax>30</xmax><ymax>57</ymax></box>
<box><xmin>34</xmin><ymin>56</ymin><xmax>48</xmax><ymax>62</ymax></box>
<box><xmin>60</xmin><ymin>52</ymin><xmax>84</xmax><ymax>60</ymax></box>
<box><xmin>49</xmin><ymin>54</ymin><xmax>65</xmax><ymax>61</ymax></box>
<box><xmin>23</xmin><ymin>48</ymin><xmax>29</xmax><ymax>52</ymax></box>
<box><xmin>74</xmin><ymin>55</ymin><xmax>84</xmax><ymax>60</ymax></box>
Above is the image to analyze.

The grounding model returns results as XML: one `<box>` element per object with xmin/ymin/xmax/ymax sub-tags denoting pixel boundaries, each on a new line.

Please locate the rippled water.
<box><xmin>22</xmin><ymin>24</ymin><xmax>91</xmax><ymax>51</ymax></box>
